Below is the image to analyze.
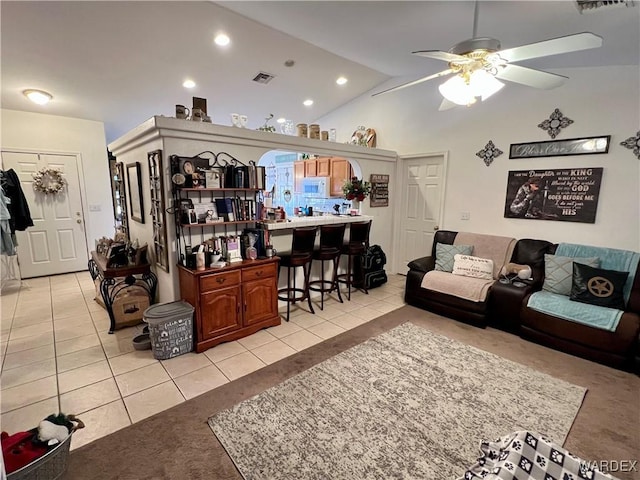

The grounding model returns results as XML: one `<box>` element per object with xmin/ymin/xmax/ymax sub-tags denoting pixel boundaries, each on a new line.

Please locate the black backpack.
<box><xmin>355</xmin><ymin>245</ymin><xmax>388</xmax><ymax>289</ymax></box>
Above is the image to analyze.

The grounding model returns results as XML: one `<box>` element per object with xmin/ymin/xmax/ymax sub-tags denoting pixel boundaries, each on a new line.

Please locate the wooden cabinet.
<box><xmin>199</xmin><ymin>270</ymin><xmax>241</xmax><ymax>339</ymax></box>
<box><xmin>330</xmin><ymin>158</ymin><xmax>353</xmax><ymax>197</ymax></box>
<box><xmin>304</xmin><ymin>160</ymin><xmax>317</xmax><ymax>177</ymax></box>
<box><xmin>242</xmin><ymin>263</ymin><xmax>278</xmax><ymax>325</ymax></box>
<box><xmin>294</xmin><ymin>161</ymin><xmax>305</xmax><ymax>192</ymax></box>
<box><xmin>300</xmin><ymin>157</ymin><xmax>331</xmax><ymax>178</ymax></box>
<box><xmin>316</xmin><ymin>158</ymin><xmax>330</xmax><ymax>177</ymax></box>
<box><xmin>178</xmin><ymin>258</ymin><xmax>280</xmax><ymax>352</ymax></box>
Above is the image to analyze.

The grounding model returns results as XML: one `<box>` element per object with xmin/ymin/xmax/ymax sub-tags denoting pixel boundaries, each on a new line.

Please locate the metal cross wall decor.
<box><xmin>476</xmin><ymin>140</ymin><xmax>503</xmax><ymax>167</ymax></box>
<box><xmin>620</xmin><ymin>131</ymin><xmax>640</xmax><ymax>159</ymax></box>
<box><xmin>538</xmin><ymin>108</ymin><xmax>574</xmax><ymax>139</ymax></box>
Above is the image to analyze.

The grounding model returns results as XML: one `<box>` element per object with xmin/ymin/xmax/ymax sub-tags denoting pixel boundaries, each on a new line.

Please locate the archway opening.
<box><xmin>257</xmin><ymin>150</ymin><xmax>360</xmax><ymax>217</ymax></box>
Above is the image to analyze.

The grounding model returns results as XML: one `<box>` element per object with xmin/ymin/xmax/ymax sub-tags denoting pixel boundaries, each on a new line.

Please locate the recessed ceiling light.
<box><xmin>183</xmin><ymin>79</ymin><xmax>196</xmax><ymax>89</ymax></box>
<box><xmin>276</xmin><ymin>117</ymin><xmax>286</xmax><ymax>124</ymax></box>
<box><xmin>336</xmin><ymin>76</ymin><xmax>348</xmax><ymax>85</ymax></box>
<box><xmin>214</xmin><ymin>33</ymin><xmax>230</xmax><ymax>46</ymax></box>
<box><xmin>303</xmin><ymin>99</ymin><xmax>314</xmax><ymax>106</ymax></box>
<box><xmin>23</xmin><ymin>89</ymin><xmax>52</xmax><ymax>105</ymax></box>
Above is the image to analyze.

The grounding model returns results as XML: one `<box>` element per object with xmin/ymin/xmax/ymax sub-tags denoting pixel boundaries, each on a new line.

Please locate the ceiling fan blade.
<box><xmin>438</xmin><ymin>98</ymin><xmax>458</xmax><ymax>111</ymax></box>
<box><xmin>497</xmin><ymin>32</ymin><xmax>602</xmax><ymax>63</ymax></box>
<box><xmin>372</xmin><ymin>69</ymin><xmax>454</xmax><ymax>97</ymax></box>
<box><xmin>412</xmin><ymin>50</ymin><xmax>471</xmax><ymax>63</ymax></box>
<box><xmin>495</xmin><ymin>64</ymin><xmax>568</xmax><ymax>89</ymax></box>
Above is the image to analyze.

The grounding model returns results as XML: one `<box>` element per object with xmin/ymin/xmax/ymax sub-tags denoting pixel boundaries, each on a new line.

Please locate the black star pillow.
<box><xmin>570</xmin><ymin>262</ymin><xmax>629</xmax><ymax>310</ymax></box>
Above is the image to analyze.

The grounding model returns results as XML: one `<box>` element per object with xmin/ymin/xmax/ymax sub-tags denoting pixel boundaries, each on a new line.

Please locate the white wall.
<box><xmin>0</xmin><ymin>109</ymin><xmax>114</xmax><ymax>259</ymax></box>
<box><xmin>317</xmin><ymin>66</ymin><xmax>640</xmax><ymax>251</ymax></box>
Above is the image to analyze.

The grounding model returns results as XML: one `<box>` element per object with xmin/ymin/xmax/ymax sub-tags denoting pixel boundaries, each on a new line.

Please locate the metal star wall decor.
<box><xmin>620</xmin><ymin>131</ymin><xmax>640</xmax><ymax>159</ymax></box>
<box><xmin>476</xmin><ymin>140</ymin><xmax>503</xmax><ymax>167</ymax></box>
<box><xmin>538</xmin><ymin>108</ymin><xmax>574</xmax><ymax>139</ymax></box>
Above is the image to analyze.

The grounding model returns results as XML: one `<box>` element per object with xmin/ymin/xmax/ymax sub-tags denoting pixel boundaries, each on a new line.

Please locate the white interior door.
<box><xmin>396</xmin><ymin>154</ymin><xmax>446</xmax><ymax>274</ymax></box>
<box><xmin>2</xmin><ymin>151</ymin><xmax>88</xmax><ymax>278</ymax></box>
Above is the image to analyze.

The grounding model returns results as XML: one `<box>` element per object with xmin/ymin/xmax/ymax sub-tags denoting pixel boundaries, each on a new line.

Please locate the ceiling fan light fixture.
<box><xmin>469</xmin><ymin>70</ymin><xmax>505</xmax><ymax>101</ymax></box>
<box><xmin>438</xmin><ymin>75</ymin><xmax>476</xmax><ymax>106</ymax></box>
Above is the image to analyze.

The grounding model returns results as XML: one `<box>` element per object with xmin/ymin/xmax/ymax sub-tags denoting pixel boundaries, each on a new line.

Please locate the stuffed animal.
<box><xmin>500</xmin><ymin>262</ymin><xmax>532</xmax><ymax>280</ymax></box>
<box><xmin>37</xmin><ymin>413</ymin><xmax>79</xmax><ymax>444</ymax></box>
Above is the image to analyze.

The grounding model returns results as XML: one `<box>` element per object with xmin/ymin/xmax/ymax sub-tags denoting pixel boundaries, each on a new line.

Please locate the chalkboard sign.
<box><xmin>370</xmin><ymin>174</ymin><xmax>389</xmax><ymax>207</ymax></box>
<box><xmin>504</xmin><ymin>168</ymin><xmax>603</xmax><ymax>223</ymax></box>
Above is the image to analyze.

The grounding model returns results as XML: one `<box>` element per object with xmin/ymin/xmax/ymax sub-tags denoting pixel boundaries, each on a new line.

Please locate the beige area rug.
<box><xmin>208</xmin><ymin>323</ymin><xmax>587</xmax><ymax>480</ymax></box>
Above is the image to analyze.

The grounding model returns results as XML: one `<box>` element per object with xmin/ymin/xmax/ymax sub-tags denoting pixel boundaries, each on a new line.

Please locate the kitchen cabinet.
<box><xmin>294</xmin><ymin>161</ymin><xmax>305</xmax><ymax>192</ymax></box>
<box><xmin>178</xmin><ymin>258</ymin><xmax>280</xmax><ymax>352</ymax></box>
<box><xmin>304</xmin><ymin>159</ymin><xmax>317</xmax><ymax>177</ymax></box>
<box><xmin>330</xmin><ymin>158</ymin><xmax>353</xmax><ymax>197</ymax></box>
<box><xmin>316</xmin><ymin>158</ymin><xmax>330</xmax><ymax>177</ymax></box>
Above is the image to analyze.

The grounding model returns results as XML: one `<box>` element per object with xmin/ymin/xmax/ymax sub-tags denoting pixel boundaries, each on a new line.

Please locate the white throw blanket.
<box><xmin>421</xmin><ymin>270</ymin><xmax>494</xmax><ymax>302</ymax></box>
<box><xmin>454</xmin><ymin>232</ymin><xmax>516</xmax><ymax>279</ymax></box>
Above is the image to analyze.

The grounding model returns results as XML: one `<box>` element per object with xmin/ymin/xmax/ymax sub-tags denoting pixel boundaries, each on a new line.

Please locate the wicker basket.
<box><xmin>7</xmin><ymin>415</ymin><xmax>84</xmax><ymax>480</ymax></box>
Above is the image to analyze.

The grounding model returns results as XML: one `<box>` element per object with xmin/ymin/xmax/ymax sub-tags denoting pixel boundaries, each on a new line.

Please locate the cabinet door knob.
<box><xmin>216</xmin><ymin>277</ymin><xmax>226</xmax><ymax>284</ymax></box>
<box><xmin>255</xmin><ymin>271</ymin><xmax>263</xmax><ymax>277</ymax></box>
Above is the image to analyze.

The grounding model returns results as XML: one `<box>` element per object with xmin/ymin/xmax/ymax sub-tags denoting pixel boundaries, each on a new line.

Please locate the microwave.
<box><xmin>301</xmin><ymin>176</ymin><xmax>331</xmax><ymax>198</ymax></box>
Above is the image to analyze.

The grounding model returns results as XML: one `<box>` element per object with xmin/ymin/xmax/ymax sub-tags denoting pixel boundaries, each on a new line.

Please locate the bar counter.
<box><xmin>260</xmin><ymin>214</ymin><xmax>373</xmax><ymax>231</ymax></box>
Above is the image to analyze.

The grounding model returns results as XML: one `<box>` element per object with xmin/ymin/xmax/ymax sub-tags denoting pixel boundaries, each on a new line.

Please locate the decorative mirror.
<box><xmin>148</xmin><ymin>150</ymin><xmax>169</xmax><ymax>272</ymax></box>
<box><xmin>126</xmin><ymin>162</ymin><xmax>144</xmax><ymax>223</ymax></box>
<box><xmin>109</xmin><ymin>153</ymin><xmax>129</xmax><ymax>239</ymax></box>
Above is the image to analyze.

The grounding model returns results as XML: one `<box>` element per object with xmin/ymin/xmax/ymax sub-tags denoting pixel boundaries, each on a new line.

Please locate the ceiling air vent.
<box><xmin>576</xmin><ymin>0</ymin><xmax>635</xmax><ymax>13</ymax></box>
<box><xmin>252</xmin><ymin>72</ymin><xmax>275</xmax><ymax>84</ymax></box>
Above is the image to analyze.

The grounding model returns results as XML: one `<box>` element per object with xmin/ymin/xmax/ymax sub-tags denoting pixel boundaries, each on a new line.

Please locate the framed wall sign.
<box><xmin>126</xmin><ymin>162</ymin><xmax>144</xmax><ymax>223</ymax></box>
<box><xmin>369</xmin><ymin>174</ymin><xmax>389</xmax><ymax>207</ymax></box>
<box><xmin>504</xmin><ymin>168</ymin><xmax>603</xmax><ymax>223</ymax></box>
<box><xmin>509</xmin><ymin>136</ymin><xmax>610</xmax><ymax>159</ymax></box>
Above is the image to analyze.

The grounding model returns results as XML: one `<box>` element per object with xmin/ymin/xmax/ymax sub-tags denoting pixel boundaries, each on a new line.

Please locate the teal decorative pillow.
<box><xmin>542</xmin><ymin>254</ymin><xmax>599</xmax><ymax>296</ymax></box>
<box><xmin>570</xmin><ymin>262</ymin><xmax>628</xmax><ymax>310</ymax></box>
<box><xmin>435</xmin><ymin>243</ymin><xmax>473</xmax><ymax>272</ymax></box>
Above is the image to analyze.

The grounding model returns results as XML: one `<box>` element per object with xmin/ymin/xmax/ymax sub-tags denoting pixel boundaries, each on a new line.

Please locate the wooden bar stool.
<box><xmin>309</xmin><ymin>223</ymin><xmax>346</xmax><ymax>310</ymax></box>
<box><xmin>337</xmin><ymin>220</ymin><xmax>372</xmax><ymax>301</ymax></box>
<box><xmin>277</xmin><ymin>226</ymin><xmax>318</xmax><ymax>321</ymax></box>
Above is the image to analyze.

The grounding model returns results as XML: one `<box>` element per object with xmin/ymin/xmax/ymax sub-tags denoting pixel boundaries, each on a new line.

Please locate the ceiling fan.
<box><xmin>372</xmin><ymin>1</ymin><xmax>603</xmax><ymax>110</ymax></box>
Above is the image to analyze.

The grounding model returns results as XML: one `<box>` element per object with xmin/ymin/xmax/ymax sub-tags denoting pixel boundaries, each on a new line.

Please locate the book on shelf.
<box><xmin>248</xmin><ymin>165</ymin><xmax>257</xmax><ymax>189</ymax></box>
<box><xmin>256</xmin><ymin>166</ymin><xmax>266</xmax><ymax>190</ymax></box>
<box><xmin>214</xmin><ymin>198</ymin><xmax>235</xmax><ymax>222</ymax></box>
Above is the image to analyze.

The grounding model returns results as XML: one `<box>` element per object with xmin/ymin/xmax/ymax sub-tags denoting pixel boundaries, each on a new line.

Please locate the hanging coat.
<box><xmin>4</xmin><ymin>169</ymin><xmax>33</xmax><ymax>232</ymax></box>
<box><xmin>0</xmin><ymin>189</ymin><xmax>16</xmax><ymax>255</ymax></box>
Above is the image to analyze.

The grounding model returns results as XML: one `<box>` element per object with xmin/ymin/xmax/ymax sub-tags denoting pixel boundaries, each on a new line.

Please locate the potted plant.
<box><xmin>342</xmin><ymin>176</ymin><xmax>371</xmax><ymax>212</ymax></box>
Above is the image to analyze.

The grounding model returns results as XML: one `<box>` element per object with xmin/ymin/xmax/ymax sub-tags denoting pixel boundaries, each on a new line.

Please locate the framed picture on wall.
<box><xmin>126</xmin><ymin>162</ymin><xmax>144</xmax><ymax>223</ymax></box>
<box><xmin>503</xmin><ymin>168</ymin><xmax>603</xmax><ymax>223</ymax></box>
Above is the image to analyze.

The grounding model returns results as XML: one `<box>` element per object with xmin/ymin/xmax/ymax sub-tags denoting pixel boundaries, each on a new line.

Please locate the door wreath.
<box><xmin>32</xmin><ymin>167</ymin><xmax>67</xmax><ymax>195</ymax></box>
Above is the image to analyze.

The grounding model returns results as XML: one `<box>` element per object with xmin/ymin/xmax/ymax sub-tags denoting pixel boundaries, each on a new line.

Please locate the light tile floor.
<box><xmin>0</xmin><ymin>271</ymin><xmax>406</xmax><ymax>450</ymax></box>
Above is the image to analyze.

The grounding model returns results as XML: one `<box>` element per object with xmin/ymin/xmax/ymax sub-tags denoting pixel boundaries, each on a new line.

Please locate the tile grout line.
<box><xmin>46</xmin><ymin>277</ymin><xmax>64</xmax><ymax>415</ymax></box>
<box><xmin>76</xmin><ymin>272</ymin><xmax>135</xmax><ymax>426</ymax></box>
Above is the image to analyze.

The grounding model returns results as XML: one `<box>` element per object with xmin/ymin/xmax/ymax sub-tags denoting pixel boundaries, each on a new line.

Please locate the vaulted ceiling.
<box><xmin>1</xmin><ymin>1</ymin><xmax>638</xmax><ymax>143</ymax></box>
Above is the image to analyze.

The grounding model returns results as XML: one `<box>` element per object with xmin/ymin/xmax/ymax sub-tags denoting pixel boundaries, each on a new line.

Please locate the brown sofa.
<box><xmin>520</xmin><ymin>256</ymin><xmax>640</xmax><ymax>370</ymax></box>
<box><xmin>405</xmin><ymin>231</ymin><xmax>640</xmax><ymax>370</ymax></box>
<box><xmin>404</xmin><ymin>230</ymin><xmax>516</xmax><ymax>327</ymax></box>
